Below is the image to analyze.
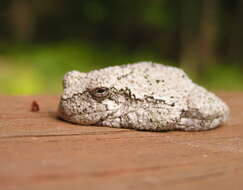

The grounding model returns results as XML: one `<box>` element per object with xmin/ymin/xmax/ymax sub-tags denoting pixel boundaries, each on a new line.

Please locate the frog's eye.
<box><xmin>90</xmin><ymin>87</ymin><xmax>110</xmax><ymax>99</ymax></box>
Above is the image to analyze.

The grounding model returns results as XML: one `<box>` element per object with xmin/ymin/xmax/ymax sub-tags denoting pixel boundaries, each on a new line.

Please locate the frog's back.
<box><xmin>87</xmin><ymin>62</ymin><xmax>195</xmax><ymax>100</ymax></box>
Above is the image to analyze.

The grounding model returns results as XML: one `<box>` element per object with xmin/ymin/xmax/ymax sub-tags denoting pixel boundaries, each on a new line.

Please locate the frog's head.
<box><xmin>58</xmin><ymin>71</ymin><xmax>127</xmax><ymax>126</ymax></box>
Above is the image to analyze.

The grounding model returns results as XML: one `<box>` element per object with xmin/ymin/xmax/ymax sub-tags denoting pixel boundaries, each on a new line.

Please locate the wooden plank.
<box><xmin>0</xmin><ymin>93</ymin><xmax>242</xmax><ymax>190</ymax></box>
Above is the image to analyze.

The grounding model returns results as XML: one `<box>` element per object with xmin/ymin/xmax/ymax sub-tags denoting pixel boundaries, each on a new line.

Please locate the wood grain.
<box><xmin>0</xmin><ymin>93</ymin><xmax>242</xmax><ymax>190</ymax></box>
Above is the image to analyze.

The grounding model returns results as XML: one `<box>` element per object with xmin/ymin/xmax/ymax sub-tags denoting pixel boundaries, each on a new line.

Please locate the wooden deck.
<box><xmin>0</xmin><ymin>92</ymin><xmax>242</xmax><ymax>190</ymax></box>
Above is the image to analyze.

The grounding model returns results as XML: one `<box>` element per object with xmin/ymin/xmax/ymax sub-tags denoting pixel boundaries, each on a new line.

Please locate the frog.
<box><xmin>58</xmin><ymin>62</ymin><xmax>229</xmax><ymax>131</ymax></box>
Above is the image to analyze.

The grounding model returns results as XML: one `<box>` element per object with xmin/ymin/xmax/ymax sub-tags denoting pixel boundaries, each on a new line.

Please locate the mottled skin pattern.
<box><xmin>58</xmin><ymin>62</ymin><xmax>229</xmax><ymax>131</ymax></box>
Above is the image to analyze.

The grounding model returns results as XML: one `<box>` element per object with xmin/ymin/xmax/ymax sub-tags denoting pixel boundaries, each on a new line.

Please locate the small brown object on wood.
<box><xmin>31</xmin><ymin>100</ymin><xmax>39</xmax><ymax>112</ymax></box>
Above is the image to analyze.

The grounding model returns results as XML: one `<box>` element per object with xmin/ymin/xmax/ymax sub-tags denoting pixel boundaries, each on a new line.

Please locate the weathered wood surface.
<box><xmin>0</xmin><ymin>93</ymin><xmax>242</xmax><ymax>190</ymax></box>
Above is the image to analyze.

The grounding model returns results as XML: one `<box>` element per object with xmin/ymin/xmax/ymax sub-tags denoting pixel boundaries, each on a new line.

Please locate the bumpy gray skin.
<box><xmin>58</xmin><ymin>62</ymin><xmax>229</xmax><ymax>131</ymax></box>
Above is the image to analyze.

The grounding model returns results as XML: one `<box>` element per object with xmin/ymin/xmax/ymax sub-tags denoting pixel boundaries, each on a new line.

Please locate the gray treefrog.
<box><xmin>58</xmin><ymin>62</ymin><xmax>229</xmax><ymax>131</ymax></box>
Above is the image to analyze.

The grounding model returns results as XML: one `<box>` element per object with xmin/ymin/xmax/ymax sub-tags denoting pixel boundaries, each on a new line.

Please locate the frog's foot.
<box><xmin>176</xmin><ymin>86</ymin><xmax>229</xmax><ymax>131</ymax></box>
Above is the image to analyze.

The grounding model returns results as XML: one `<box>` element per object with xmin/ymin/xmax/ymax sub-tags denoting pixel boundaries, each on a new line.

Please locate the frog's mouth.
<box><xmin>58</xmin><ymin>94</ymin><xmax>122</xmax><ymax>126</ymax></box>
<box><xmin>58</xmin><ymin>105</ymin><xmax>115</xmax><ymax>125</ymax></box>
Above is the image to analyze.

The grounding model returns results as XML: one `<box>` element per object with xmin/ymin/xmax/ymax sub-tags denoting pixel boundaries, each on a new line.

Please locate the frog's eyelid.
<box><xmin>89</xmin><ymin>87</ymin><xmax>110</xmax><ymax>99</ymax></box>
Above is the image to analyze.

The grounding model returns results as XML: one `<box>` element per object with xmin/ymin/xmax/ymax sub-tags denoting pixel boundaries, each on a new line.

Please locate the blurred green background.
<box><xmin>0</xmin><ymin>0</ymin><xmax>243</xmax><ymax>95</ymax></box>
